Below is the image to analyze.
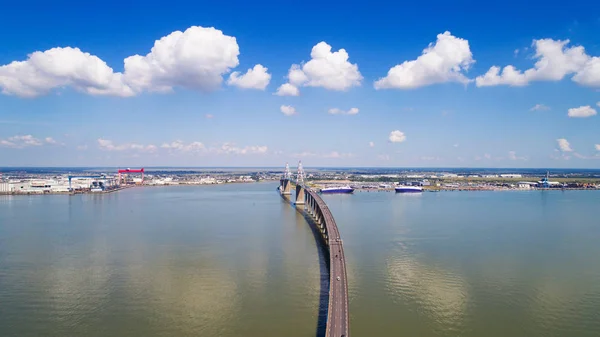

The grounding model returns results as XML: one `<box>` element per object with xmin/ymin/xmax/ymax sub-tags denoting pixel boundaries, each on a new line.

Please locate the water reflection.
<box><xmin>42</xmin><ymin>235</ymin><xmax>112</xmax><ymax>326</ymax></box>
<box><xmin>3</xmin><ymin>186</ymin><xmax>600</xmax><ymax>337</ymax></box>
<box><xmin>0</xmin><ymin>184</ymin><xmax>322</xmax><ymax>337</ymax></box>
<box><xmin>528</xmin><ymin>275</ymin><xmax>600</xmax><ymax>335</ymax></box>
<box><xmin>0</xmin><ymin>195</ymin><xmax>14</xmax><ymax>204</ymax></box>
<box><xmin>386</xmin><ymin>248</ymin><xmax>468</xmax><ymax>333</ymax></box>
<box><xmin>124</xmin><ymin>258</ymin><xmax>240</xmax><ymax>336</ymax></box>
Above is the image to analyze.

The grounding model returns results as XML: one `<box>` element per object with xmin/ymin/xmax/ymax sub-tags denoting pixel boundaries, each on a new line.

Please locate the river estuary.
<box><xmin>1</xmin><ymin>183</ymin><xmax>599</xmax><ymax>336</ymax></box>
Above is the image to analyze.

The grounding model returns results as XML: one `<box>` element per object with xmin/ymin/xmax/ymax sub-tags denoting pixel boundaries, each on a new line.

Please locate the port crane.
<box><xmin>118</xmin><ymin>168</ymin><xmax>144</xmax><ymax>185</ymax></box>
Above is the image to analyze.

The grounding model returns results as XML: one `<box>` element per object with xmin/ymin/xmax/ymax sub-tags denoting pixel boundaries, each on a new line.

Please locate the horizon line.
<box><xmin>1</xmin><ymin>166</ymin><xmax>599</xmax><ymax>171</ymax></box>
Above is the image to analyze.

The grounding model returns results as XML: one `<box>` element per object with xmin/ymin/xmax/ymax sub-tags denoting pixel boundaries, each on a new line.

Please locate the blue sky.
<box><xmin>1</xmin><ymin>0</ymin><xmax>600</xmax><ymax>168</ymax></box>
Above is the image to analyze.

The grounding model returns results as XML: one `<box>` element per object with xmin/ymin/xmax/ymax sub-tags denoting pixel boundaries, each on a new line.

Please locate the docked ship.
<box><xmin>320</xmin><ymin>186</ymin><xmax>354</xmax><ymax>194</ymax></box>
<box><xmin>395</xmin><ymin>185</ymin><xmax>423</xmax><ymax>193</ymax></box>
<box><xmin>90</xmin><ymin>181</ymin><xmax>105</xmax><ymax>192</ymax></box>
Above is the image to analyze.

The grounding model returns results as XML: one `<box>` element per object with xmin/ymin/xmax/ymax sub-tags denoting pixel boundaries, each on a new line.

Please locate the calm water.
<box><xmin>1</xmin><ymin>184</ymin><xmax>599</xmax><ymax>337</ymax></box>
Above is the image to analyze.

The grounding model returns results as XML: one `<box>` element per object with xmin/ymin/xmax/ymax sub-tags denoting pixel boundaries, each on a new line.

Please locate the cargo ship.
<box><xmin>395</xmin><ymin>185</ymin><xmax>423</xmax><ymax>193</ymax></box>
<box><xmin>320</xmin><ymin>186</ymin><xmax>354</xmax><ymax>194</ymax></box>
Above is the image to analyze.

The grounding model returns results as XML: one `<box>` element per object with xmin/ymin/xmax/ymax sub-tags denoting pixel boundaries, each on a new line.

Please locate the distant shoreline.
<box><xmin>0</xmin><ymin>180</ymin><xmax>265</xmax><ymax>196</ymax></box>
<box><xmin>1</xmin><ymin>182</ymin><xmax>599</xmax><ymax>196</ymax></box>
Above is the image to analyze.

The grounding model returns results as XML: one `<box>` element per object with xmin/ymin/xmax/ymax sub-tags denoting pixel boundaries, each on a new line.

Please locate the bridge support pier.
<box><xmin>280</xmin><ymin>179</ymin><xmax>291</xmax><ymax>195</ymax></box>
<box><xmin>295</xmin><ymin>185</ymin><xmax>305</xmax><ymax>205</ymax></box>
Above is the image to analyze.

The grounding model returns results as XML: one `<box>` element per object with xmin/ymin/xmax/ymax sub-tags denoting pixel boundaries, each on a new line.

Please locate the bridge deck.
<box><xmin>304</xmin><ymin>188</ymin><xmax>349</xmax><ymax>337</ymax></box>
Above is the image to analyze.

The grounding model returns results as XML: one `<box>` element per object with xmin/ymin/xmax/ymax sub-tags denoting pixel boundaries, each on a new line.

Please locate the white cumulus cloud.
<box><xmin>15</xmin><ymin>135</ymin><xmax>43</xmax><ymax>146</ymax></box>
<box><xmin>161</xmin><ymin>140</ymin><xmax>206</xmax><ymax>152</ymax></box>
<box><xmin>211</xmin><ymin>143</ymin><xmax>268</xmax><ymax>155</ymax></box>
<box><xmin>161</xmin><ymin>141</ymin><xmax>267</xmax><ymax>155</ymax></box>
<box><xmin>292</xmin><ymin>151</ymin><xmax>352</xmax><ymax>158</ymax></box>
<box><xmin>476</xmin><ymin>38</ymin><xmax>596</xmax><ymax>87</ymax></box>
<box><xmin>573</xmin><ymin>152</ymin><xmax>600</xmax><ymax>160</ymax></box>
<box><xmin>530</xmin><ymin>104</ymin><xmax>550</xmax><ymax>111</ymax></box>
<box><xmin>123</xmin><ymin>26</ymin><xmax>240</xmax><ymax>93</ymax></box>
<box><xmin>0</xmin><ymin>47</ymin><xmax>134</xmax><ymax>97</ymax></box>
<box><xmin>573</xmin><ymin>57</ymin><xmax>600</xmax><ymax>86</ymax></box>
<box><xmin>227</xmin><ymin>64</ymin><xmax>271</xmax><ymax>90</ymax></box>
<box><xmin>374</xmin><ymin>31</ymin><xmax>474</xmax><ymax>89</ymax></box>
<box><xmin>0</xmin><ymin>26</ymin><xmax>251</xmax><ymax>97</ymax></box>
<box><xmin>369</xmin><ymin>141</ymin><xmax>375</xmax><ymax>148</ymax></box>
<box><xmin>476</xmin><ymin>65</ymin><xmax>528</xmax><ymax>86</ymax></box>
<box><xmin>0</xmin><ymin>135</ymin><xmax>44</xmax><ymax>148</ymax></box>
<box><xmin>274</xmin><ymin>83</ymin><xmax>300</xmax><ymax>96</ymax></box>
<box><xmin>44</xmin><ymin>137</ymin><xmax>61</xmax><ymax>145</ymax></box>
<box><xmin>556</xmin><ymin>138</ymin><xmax>573</xmax><ymax>152</ymax></box>
<box><xmin>508</xmin><ymin>151</ymin><xmax>527</xmax><ymax>161</ymax></box>
<box><xmin>596</xmin><ymin>144</ymin><xmax>600</xmax><ymax>151</ymax></box>
<box><xmin>328</xmin><ymin>107</ymin><xmax>359</xmax><ymax>115</ymax></box>
<box><xmin>568</xmin><ymin>105</ymin><xmax>597</xmax><ymax>118</ymax></box>
<box><xmin>389</xmin><ymin>130</ymin><xmax>406</xmax><ymax>143</ymax></box>
<box><xmin>97</xmin><ymin>138</ymin><xmax>156</xmax><ymax>152</ymax></box>
<box><xmin>277</xmin><ymin>42</ymin><xmax>362</xmax><ymax>95</ymax></box>
<box><xmin>280</xmin><ymin>105</ymin><xmax>297</xmax><ymax>116</ymax></box>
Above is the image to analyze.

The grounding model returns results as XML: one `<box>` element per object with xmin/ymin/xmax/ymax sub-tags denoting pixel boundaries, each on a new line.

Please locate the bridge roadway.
<box><xmin>303</xmin><ymin>187</ymin><xmax>350</xmax><ymax>337</ymax></box>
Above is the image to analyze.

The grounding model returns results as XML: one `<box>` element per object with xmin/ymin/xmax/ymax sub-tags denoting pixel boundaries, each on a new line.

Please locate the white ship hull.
<box><xmin>395</xmin><ymin>185</ymin><xmax>423</xmax><ymax>193</ymax></box>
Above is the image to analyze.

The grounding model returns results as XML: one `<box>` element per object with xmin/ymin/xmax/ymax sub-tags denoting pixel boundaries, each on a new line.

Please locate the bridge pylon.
<box><xmin>295</xmin><ymin>161</ymin><xmax>306</xmax><ymax>204</ymax></box>
<box><xmin>296</xmin><ymin>160</ymin><xmax>305</xmax><ymax>185</ymax></box>
<box><xmin>280</xmin><ymin>162</ymin><xmax>292</xmax><ymax>195</ymax></box>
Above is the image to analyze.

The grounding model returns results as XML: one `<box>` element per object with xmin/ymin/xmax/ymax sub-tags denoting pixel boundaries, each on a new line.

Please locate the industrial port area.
<box><xmin>319</xmin><ymin>170</ymin><xmax>600</xmax><ymax>191</ymax></box>
<box><xmin>1</xmin><ymin>166</ymin><xmax>599</xmax><ymax>195</ymax></box>
<box><xmin>0</xmin><ymin>167</ymin><xmax>264</xmax><ymax>194</ymax></box>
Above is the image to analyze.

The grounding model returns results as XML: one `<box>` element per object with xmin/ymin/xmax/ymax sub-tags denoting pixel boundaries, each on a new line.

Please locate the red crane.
<box><xmin>118</xmin><ymin>168</ymin><xmax>144</xmax><ymax>185</ymax></box>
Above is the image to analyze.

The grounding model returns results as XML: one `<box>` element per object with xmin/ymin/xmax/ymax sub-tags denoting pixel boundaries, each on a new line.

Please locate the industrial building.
<box><xmin>0</xmin><ymin>176</ymin><xmax>116</xmax><ymax>194</ymax></box>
